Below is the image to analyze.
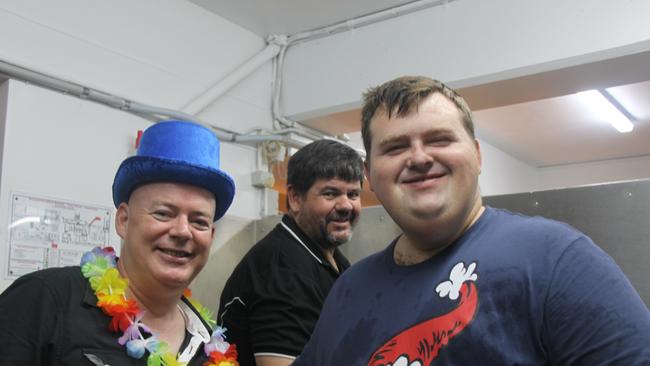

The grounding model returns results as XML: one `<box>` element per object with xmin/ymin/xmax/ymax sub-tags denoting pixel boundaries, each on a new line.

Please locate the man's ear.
<box><xmin>474</xmin><ymin>139</ymin><xmax>482</xmax><ymax>174</ymax></box>
<box><xmin>364</xmin><ymin>160</ymin><xmax>375</xmax><ymax>192</ymax></box>
<box><xmin>286</xmin><ymin>185</ymin><xmax>302</xmax><ymax>215</ymax></box>
<box><xmin>115</xmin><ymin>203</ymin><xmax>129</xmax><ymax>240</ymax></box>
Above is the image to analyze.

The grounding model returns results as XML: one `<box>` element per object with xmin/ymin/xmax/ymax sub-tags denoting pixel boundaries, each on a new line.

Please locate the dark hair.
<box><xmin>361</xmin><ymin>76</ymin><xmax>474</xmax><ymax>158</ymax></box>
<box><xmin>287</xmin><ymin>139</ymin><xmax>364</xmax><ymax>196</ymax></box>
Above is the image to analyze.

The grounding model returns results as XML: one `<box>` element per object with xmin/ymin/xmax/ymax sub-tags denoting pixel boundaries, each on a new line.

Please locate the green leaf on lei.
<box><xmin>147</xmin><ymin>352</ymin><xmax>163</xmax><ymax>366</ymax></box>
<box><xmin>146</xmin><ymin>344</ymin><xmax>185</xmax><ymax>366</ymax></box>
<box><xmin>198</xmin><ymin>307</ymin><xmax>216</xmax><ymax>328</ymax></box>
<box><xmin>81</xmin><ymin>257</ymin><xmax>109</xmax><ymax>279</ymax></box>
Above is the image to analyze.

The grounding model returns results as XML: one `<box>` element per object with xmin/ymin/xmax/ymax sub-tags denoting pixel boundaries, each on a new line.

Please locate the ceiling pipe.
<box><xmin>0</xmin><ymin>59</ymin><xmax>314</xmax><ymax>148</ymax></box>
<box><xmin>270</xmin><ymin>39</ymin><xmax>348</xmax><ymax>143</ymax></box>
<box><xmin>289</xmin><ymin>0</ymin><xmax>457</xmax><ymax>44</ymax></box>
<box><xmin>181</xmin><ymin>36</ymin><xmax>285</xmax><ymax>115</ymax></box>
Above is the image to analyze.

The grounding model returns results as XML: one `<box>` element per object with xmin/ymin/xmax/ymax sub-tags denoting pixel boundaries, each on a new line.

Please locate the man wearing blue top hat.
<box><xmin>0</xmin><ymin>120</ymin><xmax>239</xmax><ymax>365</ymax></box>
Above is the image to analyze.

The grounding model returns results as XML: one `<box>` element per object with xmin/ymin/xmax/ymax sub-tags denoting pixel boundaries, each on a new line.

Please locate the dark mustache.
<box><xmin>327</xmin><ymin>210</ymin><xmax>356</xmax><ymax>222</ymax></box>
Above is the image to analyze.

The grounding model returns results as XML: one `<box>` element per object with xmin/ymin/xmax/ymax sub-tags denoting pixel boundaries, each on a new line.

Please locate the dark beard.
<box><xmin>318</xmin><ymin>210</ymin><xmax>357</xmax><ymax>249</ymax></box>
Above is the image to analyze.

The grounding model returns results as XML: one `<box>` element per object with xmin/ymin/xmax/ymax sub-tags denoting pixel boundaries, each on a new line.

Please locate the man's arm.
<box><xmin>255</xmin><ymin>355</ymin><xmax>295</xmax><ymax>366</ymax></box>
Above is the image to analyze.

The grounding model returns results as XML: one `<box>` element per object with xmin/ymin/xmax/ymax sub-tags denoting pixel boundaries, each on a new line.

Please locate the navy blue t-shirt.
<box><xmin>295</xmin><ymin>207</ymin><xmax>650</xmax><ymax>365</ymax></box>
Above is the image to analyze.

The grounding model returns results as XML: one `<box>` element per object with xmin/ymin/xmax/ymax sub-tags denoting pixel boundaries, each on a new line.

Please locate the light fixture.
<box><xmin>577</xmin><ymin>89</ymin><xmax>634</xmax><ymax>133</ymax></box>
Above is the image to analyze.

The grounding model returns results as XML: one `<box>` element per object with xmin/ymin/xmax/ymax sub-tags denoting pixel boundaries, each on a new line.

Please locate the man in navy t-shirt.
<box><xmin>293</xmin><ymin>76</ymin><xmax>650</xmax><ymax>365</ymax></box>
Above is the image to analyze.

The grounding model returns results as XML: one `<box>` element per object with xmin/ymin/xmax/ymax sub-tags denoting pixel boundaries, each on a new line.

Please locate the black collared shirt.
<box><xmin>218</xmin><ymin>215</ymin><xmax>350</xmax><ymax>365</ymax></box>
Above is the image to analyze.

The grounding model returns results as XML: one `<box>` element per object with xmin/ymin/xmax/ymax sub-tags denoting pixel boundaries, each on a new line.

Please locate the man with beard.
<box><xmin>218</xmin><ymin>139</ymin><xmax>364</xmax><ymax>366</ymax></box>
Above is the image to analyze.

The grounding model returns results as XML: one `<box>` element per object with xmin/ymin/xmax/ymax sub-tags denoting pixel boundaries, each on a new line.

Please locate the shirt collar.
<box><xmin>280</xmin><ymin>215</ymin><xmax>349</xmax><ymax>273</ymax></box>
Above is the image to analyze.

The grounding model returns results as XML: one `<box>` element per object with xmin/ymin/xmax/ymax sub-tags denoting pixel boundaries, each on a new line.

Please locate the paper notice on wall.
<box><xmin>6</xmin><ymin>192</ymin><xmax>112</xmax><ymax>279</ymax></box>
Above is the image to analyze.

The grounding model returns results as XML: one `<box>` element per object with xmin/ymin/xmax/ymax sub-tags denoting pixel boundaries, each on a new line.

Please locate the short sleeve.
<box><xmin>543</xmin><ymin>236</ymin><xmax>650</xmax><ymax>365</ymax></box>
<box><xmin>0</xmin><ymin>275</ymin><xmax>59</xmax><ymax>364</ymax></box>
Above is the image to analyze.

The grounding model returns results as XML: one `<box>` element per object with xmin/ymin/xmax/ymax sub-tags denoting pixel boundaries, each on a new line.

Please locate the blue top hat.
<box><xmin>112</xmin><ymin>120</ymin><xmax>235</xmax><ymax>221</ymax></box>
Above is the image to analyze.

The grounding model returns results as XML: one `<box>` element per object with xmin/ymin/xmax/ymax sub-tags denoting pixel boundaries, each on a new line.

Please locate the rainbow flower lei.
<box><xmin>80</xmin><ymin>247</ymin><xmax>239</xmax><ymax>366</ymax></box>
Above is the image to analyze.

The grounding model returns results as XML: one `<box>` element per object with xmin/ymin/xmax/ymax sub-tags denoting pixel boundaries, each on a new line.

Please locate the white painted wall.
<box><xmin>282</xmin><ymin>0</ymin><xmax>650</xmax><ymax>118</ymax></box>
<box><xmin>478</xmin><ymin>139</ymin><xmax>538</xmax><ymax>196</ymax></box>
<box><xmin>0</xmin><ymin>80</ymin><xmax>137</xmax><ymax>290</ymax></box>
<box><xmin>537</xmin><ymin>155</ymin><xmax>650</xmax><ymax>191</ymax></box>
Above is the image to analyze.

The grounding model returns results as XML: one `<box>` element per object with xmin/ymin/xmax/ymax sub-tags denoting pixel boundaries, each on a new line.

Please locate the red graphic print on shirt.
<box><xmin>367</xmin><ymin>262</ymin><xmax>479</xmax><ymax>366</ymax></box>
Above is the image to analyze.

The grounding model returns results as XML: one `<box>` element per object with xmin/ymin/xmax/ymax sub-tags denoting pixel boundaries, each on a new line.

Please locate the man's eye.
<box><xmin>152</xmin><ymin>211</ymin><xmax>172</xmax><ymax>220</ymax></box>
<box><xmin>384</xmin><ymin>145</ymin><xmax>407</xmax><ymax>155</ymax></box>
<box><xmin>192</xmin><ymin>220</ymin><xmax>210</xmax><ymax>231</ymax></box>
<box><xmin>322</xmin><ymin>192</ymin><xmax>336</xmax><ymax>198</ymax></box>
<box><xmin>348</xmin><ymin>191</ymin><xmax>360</xmax><ymax>199</ymax></box>
<box><xmin>427</xmin><ymin>137</ymin><xmax>453</xmax><ymax>146</ymax></box>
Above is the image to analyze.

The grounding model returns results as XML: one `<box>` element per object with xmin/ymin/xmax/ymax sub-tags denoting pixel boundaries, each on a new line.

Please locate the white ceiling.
<box><xmin>189</xmin><ymin>0</ymin><xmax>650</xmax><ymax>168</ymax></box>
<box><xmin>189</xmin><ymin>0</ymin><xmax>418</xmax><ymax>36</ymax></box>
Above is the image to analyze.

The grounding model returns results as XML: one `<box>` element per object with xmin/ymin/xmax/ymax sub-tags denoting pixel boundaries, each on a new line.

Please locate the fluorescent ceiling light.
<box><xmin>577</xmin><ymin>89</ymin><xmax>634</xmax><ymax>133</ymax></box>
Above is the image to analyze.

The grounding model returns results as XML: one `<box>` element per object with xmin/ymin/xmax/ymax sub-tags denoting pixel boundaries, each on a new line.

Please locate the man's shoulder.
<box><xmin>240</xmin><ymin>224</ymin><xmax>296</xmax><ymax>262</ymax></box>
<box><xmin>18</xmin><ymin>265</ymin><xmax>83</xmax><ymax>284</ymax></box>
<box><xmin>226</xmin><ymin>223</ymin><xmax>312</xmax><ymax>281</ymax></box>
<box><xmin>485</xmin><ymin>206</ymin><xmax>584</xmax><ymax>238</ymax></box>
<box><xmin>4</xmin><ymin>266</ymin><xmax>86</xmax><ymax>302</ymax></box>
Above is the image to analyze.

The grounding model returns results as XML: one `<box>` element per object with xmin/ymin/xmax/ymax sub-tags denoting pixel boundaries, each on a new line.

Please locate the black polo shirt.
<box><xmin>218</xmin><ymin>215</ymin><xmax>350</xmax><ymax>365</ymax></box>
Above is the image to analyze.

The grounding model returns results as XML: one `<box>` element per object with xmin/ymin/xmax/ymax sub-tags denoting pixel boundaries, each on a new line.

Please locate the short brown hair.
<box><xmin>361</xmin><ymin>76</ymin><xmax>474</xmax><ymax>158</ymax></box>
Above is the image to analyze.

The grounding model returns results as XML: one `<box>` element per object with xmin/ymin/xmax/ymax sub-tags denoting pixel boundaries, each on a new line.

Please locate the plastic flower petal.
<box><xmin>125</xmin><ymin>333</ymin><xmax>163</xmax><ymax>359</ymax></box>
<box><xmin>90</xmin><ymin>268</ymin><xmax>128</xmax><ymax>295</ymax></box>
<box><xmin>211</xmin><ymin>326</ymin><xmax>227</xmax><ymax>340</ymax></box>
<box><xmin>204</xmin><ymin>326</ymin><xmax>230</xmax><ymax>356</ymax></box>
<box><xmin>81</xmin><ymin>256</ymin><xmax>110</xmax><ymax>279</ymax></box>
<box><xmin>148</xmin><ymin>341</ymin><xmax>187</xmax><ymax>366</ymax></box>
<box><xmin>118</xmin><ymin>314</ymin><xmax>150</xmax><ymax>345</ymax></box>
<box><xmin>185</xmin><ymin>290</ymin><xmax>216</xmax><ymax>328</ymax></box>
<box><xmin>204</xmin><ymin>338</ymin><xmax>230</xmax><ymax>356</ymax></box>
<box><xmin>101</xmin><ymin>246</ymin><xmax>117</xmax><ymax>259</ymax></box>
<box><xmin>97</xmin><ymin>292</ymin><xmax>126</xmax><ymax>307</ymax></box>
<box><xmin>160</xmin><ymin>353</ymin><xmax>186</xmax><ymax>366</ymax></box>
<box><xmin>206</xmin><ymin>344</ymin><xmax>238</xmax><ymax>366</ymax></box>
<box><xmin>198</xmin><ymin>307</ymin><xmax>216</xmax><ymax>328</ymax></box>
<box><xmin>126</xmin><ymin>338</ymin><xmax>147</xmax><ymax>359</ymax></box>
<box><xmin>146</xmin><ymin>336</ymin><xmax>164</xmax><ymax>354</ymax></box>
<box><xmin>102</xmin><ymin>299</ymin><xmax>139</xmax><ymax>332</ymax></box>
<box><xmin>80</xmin><ymin>249</ymin><xmax>98</xmax><ymax>267</ymax></box>
<box><xmin>224</xmin><ymin>344</ymin><xmax>238</xmax><ymax>360</ymax></box>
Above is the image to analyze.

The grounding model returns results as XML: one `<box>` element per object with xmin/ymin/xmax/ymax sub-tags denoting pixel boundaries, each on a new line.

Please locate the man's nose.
<box><xmin>406</xmin><ymin>143</ymin><xmax>434</xmax><ymax>170</ymax></box>
<box><xmin>169</xmin><ymin>216</ymin><xmax>192</xmax><ymax>240</ymax></box>
<box><xmin>335</xmin><ymin>195</ymin><xmax>354</xmax><ymax>211</ymax></box>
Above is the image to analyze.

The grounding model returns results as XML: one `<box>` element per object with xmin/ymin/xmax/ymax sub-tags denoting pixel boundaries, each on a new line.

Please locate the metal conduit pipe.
<box><xmin>288</xmin><ymin>0</ymin><xmax>457</xmax><ymax>44</ymax></box>
<box><xmin>181</xmin><ymin>38</ymin><xmax>284</xmax><ymax>115</ymax></box>
<box><xmin>0</xmin><ymin>59</ymin><xmax>315</xmax><ymax>148</ymax></box>
<box><xmin>270</xmin><ymin>43</ymin><xmax>339</xmax><ymax>142</ymax></box>
<box><xmin>271</xmin><ymin>42</ymin><xmax>291</xmax><ymax>129</ymax></box>
<box><xmin>0</xmin><ymin>60</ymin><xmax>127</xmax><ymax>109</ymax></box>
